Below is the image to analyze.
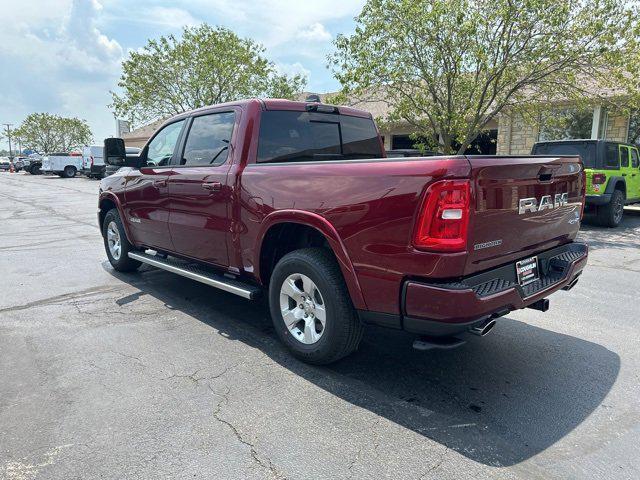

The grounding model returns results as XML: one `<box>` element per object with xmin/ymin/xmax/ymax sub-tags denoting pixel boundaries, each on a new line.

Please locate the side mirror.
<box><xmin>104</xmin><ymin>138</ymin><xmax>127</xmax><ymax>166</ymax></box>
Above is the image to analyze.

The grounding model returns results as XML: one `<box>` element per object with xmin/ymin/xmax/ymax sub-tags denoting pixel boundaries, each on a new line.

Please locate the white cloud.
<box><xmin>185</xmin><ymin>0</ymin><xmax>364</xmax><ymax>47</ymax></box>
<box><xmin>275</xmin><ymin>62</ymin><xmax>312</xmax><ymax>80</ymax></box>
<box><xmin>144</xmin><ymin>7</ymin><xmax>199</xmax><ymax>27</ymax></box>
<box><xmin>0</xmin><ymin>0</ymin><xmax>122</xmax><ymax>144</ymax></box>
<box><xmin>296</xmin><ymin>23</ymin><xmax>332</xmax><ymax>42</ymax></box>
<box><xmin>0</xmin><ymin>0</ymin><xmax>364</xmax><ymax>146</ymax></box>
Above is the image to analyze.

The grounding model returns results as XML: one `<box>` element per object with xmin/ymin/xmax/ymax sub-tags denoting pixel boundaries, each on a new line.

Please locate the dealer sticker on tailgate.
<box><xmin>516</xmin><ymin>256</ymin><xmax>539</xmax><ymax>286</ymax></box>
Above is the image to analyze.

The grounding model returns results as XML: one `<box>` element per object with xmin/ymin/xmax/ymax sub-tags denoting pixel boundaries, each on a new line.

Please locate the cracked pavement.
<box><xmin>1</xmin><ymin>172</ymin><xmax>639</xmax><ymax>479</ymax></box>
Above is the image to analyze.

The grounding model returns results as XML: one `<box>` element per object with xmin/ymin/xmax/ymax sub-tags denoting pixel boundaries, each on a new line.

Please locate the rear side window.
<box><xmin>605</xmin><ymin>144</ymin><xmax>619</xmax><ymax>168</ymax></box>
<box><xmin>619</xmin><ymin>146</ymin><xmax>630</xmax><ymax>167</ymax></box>
<box><xmin>257</xmin><ymin>111</ymin><xmax>382</xmax><ymax>163</ymax></box>
<box><xmin>181</xmin><ymin>112</ymin><xmax>235</xmax><ymax>166</ymax></box>
<box><xmin>631</xmin><ymin>148</ymin><xmax>639</xmax><ymax>168</ymax></box>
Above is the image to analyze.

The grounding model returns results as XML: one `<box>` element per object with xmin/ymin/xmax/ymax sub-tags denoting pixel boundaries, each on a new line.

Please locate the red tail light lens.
<box><xmin>592</xmin><ymin>173</ymin><xmax>606</xmax><ymax>185</ymax></box>
<box><xmin>414</xmin><ymin>180</ymin><xmax>471</xmax><ymax>252</ymax></box>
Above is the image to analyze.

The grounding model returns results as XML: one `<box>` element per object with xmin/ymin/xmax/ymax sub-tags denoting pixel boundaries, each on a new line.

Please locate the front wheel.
<box><xmin>596</xmin><ymin>190</ymin><xmax>624</xmax><ymax>227</ymax></box>
<box><xmin>102</xmin><ymin>209</ymin><xmax>141</xmax><ymax>272</ymax></box>
<box><xmin>269</xmin><ymin>248</ymin><xmax>363</xmax><ymax>365</ymax></box>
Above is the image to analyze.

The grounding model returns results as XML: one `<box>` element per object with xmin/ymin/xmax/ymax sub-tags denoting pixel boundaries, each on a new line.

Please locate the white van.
<box><xmin>82</xmin><ymin>145</ymin><xmax>105</xmax><ymax>178</ymax></box>
<box><xmin>41</xmin><ymin>153</ymin><xmax>83</xmax><ymax>178</ymax></box>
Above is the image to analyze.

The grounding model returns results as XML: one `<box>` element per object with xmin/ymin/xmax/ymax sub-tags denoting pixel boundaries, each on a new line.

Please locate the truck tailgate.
<box><xmin>464</xmin><ymin>155</ymin><xmax>584</xmax><ymax>276</ymax></box>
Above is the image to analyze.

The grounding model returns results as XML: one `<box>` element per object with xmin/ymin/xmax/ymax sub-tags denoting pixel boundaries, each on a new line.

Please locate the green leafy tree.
<box><xmin>12</xmin><ymin>113</ymin><xmax>92</xmax><ymax>154</ymax></box>
<box><xmin>111</xmin><ymin>24</ymin><xmax>307</xmax><ymax>126</ymax></box>
<box><xmin>330</xmin><ymin>0</ymin><xmax>640</xmax><ymax>154</ymax></box>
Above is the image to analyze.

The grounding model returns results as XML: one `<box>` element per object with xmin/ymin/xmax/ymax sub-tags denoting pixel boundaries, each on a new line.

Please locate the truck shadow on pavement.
<box><xmin>106</xmin><ymin>265</ymin><xmax>620</xmax><ymax>467</ymax></box>
<box><xmin>580</xmin><ymin>208</ymin><xmax>640</xmax><ymax>251</ymax></box>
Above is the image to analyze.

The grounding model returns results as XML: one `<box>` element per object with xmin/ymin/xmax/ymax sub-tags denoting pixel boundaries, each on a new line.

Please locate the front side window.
<box><xmin>257</xmin><ymin>111</ymin><xmax>382</xmax><ymax>163</ymax></box>
<box><xmin>147</xmin><ymin>120</ymin><xmax>185</xmax><ymax>166</ymax></box>
<box><xmin>181</xmin><ymin>112</ymin><xmax>236</xmax><ymax>166</ymax></box>
<box><xmin>631</xmin><ymin>148</ymin><xmax>639</xmax><ymax>168</ymax></box>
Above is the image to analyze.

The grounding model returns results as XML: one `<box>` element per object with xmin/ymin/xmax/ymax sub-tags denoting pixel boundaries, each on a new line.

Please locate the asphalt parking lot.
<box><xmin>1</xmin><ymin>172</ymin><xmax>639</xmax><ymax>480</ymax></box>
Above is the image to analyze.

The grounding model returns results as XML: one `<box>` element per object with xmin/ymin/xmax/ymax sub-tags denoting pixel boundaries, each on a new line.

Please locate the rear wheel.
<box><xmin>102</xmin><ymin>209</ymin><xmax>141</xmax><ymax>272</ymax></box>
<box><xmin>597</xmin><ymin>189</ymin><xmax>624</xmax><ymax>227</ymax></box>
<box><xmin>269</xmin><ymin>248</ymin><xmax>363</xmax><ymax>365</ymax></box>
<box><xmin>62</xmin><ymin>166</ymin><xmax>77</xmax><ymax>178</ymax></box>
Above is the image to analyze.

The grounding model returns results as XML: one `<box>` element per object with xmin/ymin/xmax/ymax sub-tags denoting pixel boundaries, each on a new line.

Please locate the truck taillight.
<box><xmin>592</xmin><ymin>173</ymin><xmax>606</xmax><ymax>184</ymax></box>
<box><xmin>414</xmin><ymin>180</ymin><xmax>470</xmax><ymax>252</ymax></box>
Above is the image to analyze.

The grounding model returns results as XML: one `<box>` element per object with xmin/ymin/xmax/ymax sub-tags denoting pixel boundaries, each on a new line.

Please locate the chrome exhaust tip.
<box><xmin>469</xmin><ymin>319</ymin><xmax>497</xmax><ymax>337</ymax></box>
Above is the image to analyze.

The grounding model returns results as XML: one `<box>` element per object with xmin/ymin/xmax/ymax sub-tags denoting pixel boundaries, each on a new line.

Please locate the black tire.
<box><xmin>62</xmin><ymin>166</ymin><xmax>77</xmax><ymax>178</ymax></box>
<box><xmin>596</xmin><ymin>189</ymin><xmax>624</xmax><ymax>227</ymax></box>
<box><xmin>29</xmin><ymin>164</ymin><xmax>40</xmax><ymax>175</ymax></box>
<box><xmin>102</xmin><ymin>209</ymin><xmax>141</xmax><ymax>272</ymax></box>
<box><xmin>269</xmin><ymin>248</ymin><xmax>363</xmax><ymax>365</ymax></box>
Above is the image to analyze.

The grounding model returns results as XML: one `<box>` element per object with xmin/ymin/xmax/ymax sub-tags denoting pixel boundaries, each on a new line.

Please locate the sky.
<box><xmin>0</xmin><ymin>0</ymin><xmax>366</xmax><ymax>148</ymax></box>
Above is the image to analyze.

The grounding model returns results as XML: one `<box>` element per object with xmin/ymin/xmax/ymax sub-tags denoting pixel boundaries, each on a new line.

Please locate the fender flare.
<box><xmin>98</xmin><ymin>191</ymin><xmax>136</xmax><ymax>245</ymax></box>
<box><xmin>604</xmin><ymin>176</ymin><xmax>626</xmax><ymax>196</ymax></box>
<box><xmin>255</xmin><ymin>210</ymin><xmax>367</xmax><ymax>310</ymax></box>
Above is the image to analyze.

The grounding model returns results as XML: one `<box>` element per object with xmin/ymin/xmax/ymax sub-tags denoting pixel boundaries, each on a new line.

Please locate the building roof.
<box><xmin>122</xmin><ymin>118</ymin><xmax>167</xmax><ymax>142</ymax></box>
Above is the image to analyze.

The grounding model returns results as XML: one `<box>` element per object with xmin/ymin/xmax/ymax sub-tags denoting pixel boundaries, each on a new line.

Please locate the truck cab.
<box><xmin>532</xmin><ymin>139</ymin><xmax>640</xmax><ymax>227</ymax></box>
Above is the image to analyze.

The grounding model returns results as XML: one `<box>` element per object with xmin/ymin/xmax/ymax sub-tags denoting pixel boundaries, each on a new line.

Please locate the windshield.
<box><xmin>257</xmin><ymin>110</ymin><xmax>383</xmax><ymax>163</ymax></box>
<box><xmin>532</xmin><ymin>142</ymin><xmax>596</xmax><ymax>168</ymax></box>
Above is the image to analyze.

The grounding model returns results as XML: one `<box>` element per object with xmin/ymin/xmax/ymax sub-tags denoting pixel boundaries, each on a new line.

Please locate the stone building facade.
<box><xmin>496</xmin><ymin>108</ymin><xmax>632</xmax><ymax>155</ymax></box>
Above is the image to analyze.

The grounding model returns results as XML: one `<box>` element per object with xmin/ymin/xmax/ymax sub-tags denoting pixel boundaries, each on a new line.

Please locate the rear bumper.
<box><xmin>90</xmin><ymin>165</ymin><xmax>106</xmax><ymax>176</ymax></box>
<box><xmin>586</xmin><ymin>194</ymin><xmax>611</xmax><ymax>206</ymax></box>
<box><xmin>400</xmin><ymin>242</ymin><xmax>588</xmax><ymax>336</ymax></box>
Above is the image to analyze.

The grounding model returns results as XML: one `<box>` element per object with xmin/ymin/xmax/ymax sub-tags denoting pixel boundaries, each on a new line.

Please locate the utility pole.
<box><xmin>2</xmin><ymin>123</ymin><xmax>13</xmax><ymax>158</ymax></box>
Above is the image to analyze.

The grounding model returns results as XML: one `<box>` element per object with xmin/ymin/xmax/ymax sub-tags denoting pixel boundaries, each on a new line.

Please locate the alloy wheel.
<box><xmin>106</xmin><ymin>221</ymin><xmax>122</xmax><ymax>260</ymax></box>
<box><xmin>279</xmin><ymin>273</ymin><xmax>326</xmax><ymax>345</ymax></box>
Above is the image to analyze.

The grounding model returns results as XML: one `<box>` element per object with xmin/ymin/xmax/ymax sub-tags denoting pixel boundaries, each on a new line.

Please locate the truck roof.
<box><xmin>159</xmin><ymin>98</ymin><xmax>374</xmax><ymax>127</ymax></box>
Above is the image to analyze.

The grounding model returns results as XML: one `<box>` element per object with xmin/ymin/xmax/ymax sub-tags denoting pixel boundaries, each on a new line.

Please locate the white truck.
<box><xmin>40</xmin><ymin>153</ymin><xmax>83</xmax><ymax>178</ymax></box>
<box><xmin>82</xmin><ymin>145</ymin><xmax>105</xmax><ymax>179</ymax></box>
<box><xmin>82</xmin><ymin>145</ymin><xmax>141</xmax><ymax>178</ymax></box>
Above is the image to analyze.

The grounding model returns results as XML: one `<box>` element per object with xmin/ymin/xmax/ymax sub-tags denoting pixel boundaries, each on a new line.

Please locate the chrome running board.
<box><xmin>128</xmin><ymin>251</ymin><xmax>261</xmax><ymax>300</ymax></box>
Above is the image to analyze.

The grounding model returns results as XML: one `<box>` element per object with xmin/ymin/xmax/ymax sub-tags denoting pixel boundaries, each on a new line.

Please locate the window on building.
<box><xmin>464</xmin><ymin>130</ymin><xmax>497</xmax><ymax>155</ymax></box>
<box><xmin>538</xmin><ymin>107</ymin><xmax>595</xmax><ymax>141</ymax></box>
<box><xmin>628</xmin><ymin>111</ymin><xmax>640</xmax><ymax>145</ymax></box>
<box><xmin>391</xmin><ymin>134</ymin><xmax>437</xmax><ymax>151</ymax></box>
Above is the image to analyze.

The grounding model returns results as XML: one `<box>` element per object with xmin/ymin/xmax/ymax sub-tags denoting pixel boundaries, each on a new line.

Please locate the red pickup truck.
<box><xmin>99</xmin><ymin>98</ymin><xmax>588</xmax><ymax>364</ymax></box>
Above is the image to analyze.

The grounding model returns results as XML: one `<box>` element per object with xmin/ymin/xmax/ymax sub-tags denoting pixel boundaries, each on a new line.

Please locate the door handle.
<box><xmin>153</xmin><ymin>179</ymin><xmax>167</xmax><ymax>187</ymax></box>
<box><xmin>202</xmin><ymin>181</ymin><xmax>222</xmax><ymax>191</ymax></box>
<box><xmin>622</xmin><ymin>173</ymin><xmax>627</xmax><ymax>177</ymax></box>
